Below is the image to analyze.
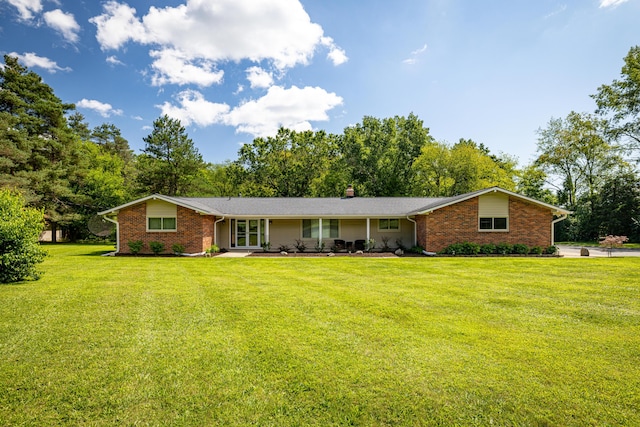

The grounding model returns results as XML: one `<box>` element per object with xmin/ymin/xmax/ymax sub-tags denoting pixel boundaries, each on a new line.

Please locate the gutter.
<box><xmin>102</xmin><ymin>215</ymin><xmax>120</xmax><ymax>254</ymax></box>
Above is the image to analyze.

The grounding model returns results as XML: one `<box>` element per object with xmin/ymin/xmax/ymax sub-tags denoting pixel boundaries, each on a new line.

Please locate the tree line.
<box><xmin>1</xmin><ymin>46</ymin><xmax>639</xmax><ymax>243</ymax></box>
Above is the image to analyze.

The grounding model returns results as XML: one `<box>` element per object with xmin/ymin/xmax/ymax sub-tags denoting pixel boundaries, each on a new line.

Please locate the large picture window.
<box><xmin>479</xmin><ymin>217</ymin><xmax>507</xmax><ymax>231</ymax></box>
<box><xmin>148</xmin><ymin>217</ymin><xmax>176</xmax><ymax>231</ymax></box>
<box><xmin>378</xmin><ymin>218</ymin><xmax>400</xmax><ymax>231</ymax></box>
<box><xmin>302</xmin><ymin>219</ymin><xmax>339</xmax><ymax>239</ymax></box>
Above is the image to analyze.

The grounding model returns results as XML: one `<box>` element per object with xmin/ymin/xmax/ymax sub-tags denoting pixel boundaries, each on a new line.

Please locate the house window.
<box><xmin>378</xmin><ymin>218</ymin><xmax>400</xmax><ymax>231</ymax></box>
<box><xmin>148</xmin><ymin>217</ymin><xmax>176</xmax><ymax>231</ymax></box>
<box><xmin>479</xmin><ymin>217</ymin><xmax>508</xmax><ymax>231</ymax></box>
<box><xmin>302</xmin><ymin>219</ymin><xmax>339</xmax><ymax>239</ymax></box>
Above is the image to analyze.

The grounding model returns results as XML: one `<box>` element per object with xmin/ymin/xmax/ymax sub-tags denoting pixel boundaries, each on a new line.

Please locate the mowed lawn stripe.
<box><xmin>0</xmin><ymin>245</ymin><xmax>638</xmax><ymax>426</ymax></box>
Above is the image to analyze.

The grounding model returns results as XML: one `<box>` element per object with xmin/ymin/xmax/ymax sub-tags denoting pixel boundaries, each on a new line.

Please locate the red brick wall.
<box><xmin>417</xmin><ymin>196</ymin><xmax>553</xmax><ymax>252</ymax></box>
<box><xmin>118</xmin><ymin>202</ymin><xmax>215</xmax><ymax>254</ymax></box>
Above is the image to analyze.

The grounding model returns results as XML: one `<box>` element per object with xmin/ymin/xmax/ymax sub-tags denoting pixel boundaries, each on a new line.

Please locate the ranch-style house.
<box><xmin>98</xmin><ymin>186</ymin><xmax>571</xmax><ymax>255</ymax></box>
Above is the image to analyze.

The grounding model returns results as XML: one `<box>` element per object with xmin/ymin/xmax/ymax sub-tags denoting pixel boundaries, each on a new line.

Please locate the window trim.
<box><xmin>378</xmin><ymin>218</ymin><xmax>401</xmax><ymax>232</ymax></box>
<box><xmin>478</xmin><ymin>217</ymin><xmax>508</xmax><ymax>232</ymax></box>
<box><xmin>301</xmin><ymin>219</ymin><xmax>340</xmax><ymax>239</ymax></box>
<box><xmin>147</xmin><ymin>216</ymin><xmax>177</xmax><ymax>232</ymax></box>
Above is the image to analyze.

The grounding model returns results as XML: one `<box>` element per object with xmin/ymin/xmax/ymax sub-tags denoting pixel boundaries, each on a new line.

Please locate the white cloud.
<box><xmin>149</xmin><ymin>49</ymin><xmax>224</xmax><ymax>87</ymax></box>
<box><xmin>43</xmin><ymin>9</ymin><xmax>80</xmax><ymax>43</ymax></box>
<box><xmin>158</xmin><ymin>89</ymin><xmax>230</xmax><ymax>127</ymax></box>
<box><xmin>77</xmin><ymin>99</ymin><xmax>123</xmax><ymax>117</ymax></box>
<box><xmin>89</xmin><ymin>1</ymin><xmax>149</xmax><ymax>50</ymax></box>
<box><xmin>5</xmin><ymin>0</ymin><xmax>42</xmax><ymax>20</ymax></box>
<box><xmin>246</xmin><ymin>66</ymin><xmax>273</xmax><ymax>89</ymax></box>
<box><xmin>9</xmin><ymin>52</ymin><xmax>71</xmax><ymax>73</ymax></box>
<box><xmin>322</xmin><ymin>37</ymin><xmax>349</xmax><ymax>66</ymax></box>
<box><xmin>402</xmin><ymin>43</ymin><xmax>428</xmax><ymax>65</ymax></box>
<box><xmin>106</xmin><ymin>55</ymin><xmax>124</xmax><ymax>66</ymax></box>
<box><xmin>225</xmin><ymin>85</ymin><xmax>343</xmax><ymax>136</ymax></box>
<box><xmin>599</xmin><ymin>0</ymin><xmax>629</xmax><ymax>7</ymax></box>
<box><xmin>90</xmin><ymin>0</ymin><xmax>346</xmax><ymax>74</ymax></box>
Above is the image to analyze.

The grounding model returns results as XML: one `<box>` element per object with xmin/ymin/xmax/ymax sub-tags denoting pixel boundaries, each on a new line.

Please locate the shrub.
<box><xmin>314</xmin><ymin>240</ymin><xmax>325</xmax><ymax>253</ymax></box>
<box><xmin>278</xmin><ymin>244</ymin><xmax>291</xmax><ymax>252</ymax></box>
<box><xmin>171</xmin><ymin>243</ymin><xmax>185</xmax><ymax>255</ymax></box>
<box><xmin>128</xmin><ymin>240</ymin><xmax>143</xmax><ymax>255</ymax></box>
<box><xmin>512</xmin><ymin>244</ymin><xmax>529</xmax><ymax>255</ymax></box>
<box><xmin>496</xmin><ymin>242</ymin><xmax>512</xmax><ymax>255</ymax></box>
<box><xmin>441</xmin><ymin>242</ymin><xmax>480</xmax><ymax>255</ymax></box>
<box><xmin>380</xmin><ymin>236</ymin><xmax>392</xmax><ymax>252</ymax></box>
<box><xmin>409</xmin><ymin>245</ymin><xmax>425</xmax><ymax>254</ymax></box>
<box><xmin>261</xmin><ymin>241</ymin><xmax>271</xmax><ymax>252</ymax></box>
<box><xmin>545</xmin><ymin>245</ymin><xmax>558</xmax><ymax>255</ymax></box>
<box><xmin>0</xmin><ymin>189</ymin><xmax>47</xmax><ymax>283</ymax></box>
<box><xmin>294</xmin><ymin>239</ymin><xmax>307</xmax><ymax>252</ymax></box>
<box><xmin>206</xmin><ymin>244</ymin><xmax>220</xmax><ymax>254</ymax></box>
<box><xmin>480</xmin><ymin>243</ymin><xmax>496</xmax><ymax>254</ymax></box>
<box><xmin>365</xmin><ymin>238</ymin><xmax>376</xmax><ymax>253</ymax></box>
<box><xmin>395</xmin><ymin>239</ymin><xmax>407</xmax><ymax>251</ymax></box>
<box><xmin>529</xmin><ymin>246</ymin><xmax>543</xmax><ymax>255</ymax></box>
<box><xmin>149</xmin><ymin>241</ymin><xmax>165</xmax><ymax>255</ymax></box>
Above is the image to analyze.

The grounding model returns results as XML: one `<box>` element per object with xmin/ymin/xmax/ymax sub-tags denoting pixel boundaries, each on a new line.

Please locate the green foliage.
<box><xmin>545</xmin><ymin>245</ymin><xmax>558</xmax><ymax>255</ymax></box>
<box><xmin>511</xmin><ymin>244</ymin><xmax>529</xmax><ymax>255</ymax></box>
<box><xmin>365</xmin><ymin>238</ymin><xmax>376</xmax><ymax>253</ymax></box>
<box><xmin>260</xmin><ymin>241</ymin><xmax>271</xmax><ymax>252</ymax></box>
<box><xmin>127</xmin><ymin>240</ymin><xmax>143</xmax><ymax>255</ymax></box>
<box><xmin>440</xmin><ymin>242</ymin><xmax>481</xmax><ymax>255</ymax></box>
<box><xmin>496</xmin><ymin>242</ymin><xmax>512</xmax><ymax>255</ymax></box>
<box><xmin>593</xmin><ymin>45</ymin><xmax>640</xmax><ymax>153</ymax></box>
<box><xmin>529</xmin><ymin>246</ymin><xmax>544</xmax><ymax>255</ymax></box>
<box><xmin>149</xmin><ymin>241</ymin><xmax>165</xmax><ymax>255</ymax></box>
<box><xmin>136</xmin><ymin>115</ymin><xmax>204</xmax><ymax>196</ymax></box>
<box><xmin>0</xmin><ymin>189</ymin><xmax>46</xmax><ymax>283</ymax></box>
<box><xmin>206</xmin><ymin>244</ymin><xmax>220</xmax><ymax>254</ymax></box>
<box><xmin>278</xmin><ymin>244</ymin><xmax>291</xmax><ymax>252</ymax></box>
<box><xmin>314</xmin><ymin>240</ymin><xmax>325</xmax><ymax>253</ymax></box>
<box><xmin>171</xmin><ymin>243</ymin><xmax>185</xmax><ymax>255</ymax></box>
<box><xmin>480</xmin><ymin>243</ymin><xmax>497</xmax><ymax>254</ymax></box>
<box><xmin>412</xmin><ymin>139</ymin><xmax>517</xmax><ymax>196</ymax></box>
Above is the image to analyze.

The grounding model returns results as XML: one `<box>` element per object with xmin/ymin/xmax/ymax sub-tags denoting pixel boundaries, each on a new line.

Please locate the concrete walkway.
<box><xmin>216</xmin><ymin>251</ymin><xmax>252</xmax><ymax>258</ymax></box>
<box><xmin>557</xmin><ymin>245</ymin><xmax>640</xmax><ymax>258</ymax></box>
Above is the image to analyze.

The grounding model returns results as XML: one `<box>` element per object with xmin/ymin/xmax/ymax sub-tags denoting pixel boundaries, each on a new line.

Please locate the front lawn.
<box><xmin>0</xmin><ymin>244</ymin><xmax>638</xmax><ymax>426</ymax></box>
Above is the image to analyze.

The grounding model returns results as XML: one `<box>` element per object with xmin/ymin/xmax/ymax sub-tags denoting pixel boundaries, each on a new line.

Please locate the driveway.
<box><xmin>557</xmin><ymin>245</ymin><xmax>640</xmax><ymax>258</ymax></box>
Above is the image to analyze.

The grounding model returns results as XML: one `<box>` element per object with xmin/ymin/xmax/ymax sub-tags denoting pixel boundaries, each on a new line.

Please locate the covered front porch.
<box><xmin>215</xmin><ymin>217</ymin><xmax>416</xmax><ymax>252</ymax></box>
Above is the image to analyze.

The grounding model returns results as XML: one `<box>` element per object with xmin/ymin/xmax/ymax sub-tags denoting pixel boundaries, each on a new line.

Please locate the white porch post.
<box><xmin>366</xmin><ymin>218</ymin><xmax>370</xmax><ymax>241</ymax></box>
<box><xmin>318</xmin><ymin>217</ymin><xmax>323</xmax><ymax>247</ymax></box>
<box><xmin>265</xmin><ymin>218</ymin><xmax>270</xmax><ymax>246</ymax></box>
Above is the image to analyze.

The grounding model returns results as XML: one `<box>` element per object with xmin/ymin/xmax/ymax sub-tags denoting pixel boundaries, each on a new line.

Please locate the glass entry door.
<box><xmin>235</xmin><ymin>219</ymin><xmax>260</xmax><ymax>248</ymax></box>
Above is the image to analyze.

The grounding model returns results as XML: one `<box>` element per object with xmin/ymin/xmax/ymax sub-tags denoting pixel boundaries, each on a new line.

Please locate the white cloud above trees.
<box><xmin>8</xmin><ymin>52</ymin><xmax>71</xmax><ymax>73</ymax></box>
<box><xmin>77</xmin><ymin>99</ymin><xmax>123</xmax><ymax>117</ymax></box>
<box><xmin>5</xmin><ymin>0</ymin><xmax>42</xmax><ymax>21</ymax></box>
<box><xmin>43</xmin><ymin>9</ymin><xmax>80</xmax><ymax>43</ymax></box>
<box><xmin>599</xmin><ymin>0</ymin><xmax>629</xmax><ymax>7</ymax></box>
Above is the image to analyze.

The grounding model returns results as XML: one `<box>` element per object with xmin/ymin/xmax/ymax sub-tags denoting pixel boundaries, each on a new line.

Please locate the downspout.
<box><xmin>103</xmin><ymin>215</ymin><xmax>119</xmax><ymax>254</ymax></box>
<box><xmin>214</xmin><ymin>216</ymin><xmax>225</xmax><ymax>247</ymax></box>
<box><xmin>406</xmin><ymin>215</ymin><xmax>417</xmax><ymax>247</ymax></box>
<box><xmin>551</xmin><ymin>214</ymin><xmax>568</xmax><ymax>246</ymax></box>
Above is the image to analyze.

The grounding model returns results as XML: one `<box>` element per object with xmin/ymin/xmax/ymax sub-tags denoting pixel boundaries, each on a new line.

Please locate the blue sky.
<box><xmin>1</xmin><ymin>0</ymin><xmax>638</xmax><ymax>165</ymax></box>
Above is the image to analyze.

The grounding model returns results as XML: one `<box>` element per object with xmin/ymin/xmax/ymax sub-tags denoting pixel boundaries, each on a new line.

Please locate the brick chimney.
<box><xmin>345</xmin><ymin>184</ymin><xmax>355</xmax><ymax>198</ymax></box>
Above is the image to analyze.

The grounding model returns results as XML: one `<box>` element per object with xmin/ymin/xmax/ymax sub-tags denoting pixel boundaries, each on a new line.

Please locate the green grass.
<box><xmin>1</xmin><ymin>244</ymin><xmax>639</xmax><ymax>426</ymax></box>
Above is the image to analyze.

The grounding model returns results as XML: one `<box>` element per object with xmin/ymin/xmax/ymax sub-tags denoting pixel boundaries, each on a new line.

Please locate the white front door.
<box><xmin>235</xmin><ymin>219</ymin><xmax>260</xmax><ymax>248</ymax></box>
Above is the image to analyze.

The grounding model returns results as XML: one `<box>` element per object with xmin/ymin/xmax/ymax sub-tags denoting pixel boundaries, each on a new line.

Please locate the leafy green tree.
<box><xmin>337</xmin><ymin>114</ymin><xmax>433</xmax><ymax>196</ymax></box>
<box><xmin>516</xmin><ymin>164</ymin><xmax>556</xmax><ymax>205</ymax></box>
<box><xmin>0</xmin><ymin>55</ymin><xmax>87</xmax><ymax>241</ymax></box>
<box><xmin>136</xmin><ymin>115</ymin><xmax>204</xmax><ymax>196</ymax></box>
<box><xmin>231</xmin><ymin>128</ymin><xmax>338</xmax><ymax>197</ymax></box>
<box><xmin>592</xmin><ymin>169</ymin><xmax>640</xmax><ymax>242</ymax></box>
<box><xmin>535</xmin><ymin>112</ymin><xmax>621</xmax><ymax>206</ymax></box>
<box><xmin>412</xmin><ymin>139</ymin><xmax>517</xmax><ymax>196</ymax></box>
<box><xmin>0</xmin><ymin>189</ymin><xmax>47</xmax><ymax>283</ymax></box>
<box><xmin>191</xmin><ymin>163</ymin><xmax>239</xmax><ymax>197</ymax></box>
<box><xmin>593</xmin><ymin>46</ymin><xmax>640</xmax><ymax>157</ymax></box>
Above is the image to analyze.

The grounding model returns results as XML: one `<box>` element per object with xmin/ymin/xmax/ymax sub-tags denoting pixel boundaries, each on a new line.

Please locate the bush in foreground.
<box><xmin>0</xmin><ymin>190</ymin><xmax>47</xmax><ymax>283</ymax></box>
